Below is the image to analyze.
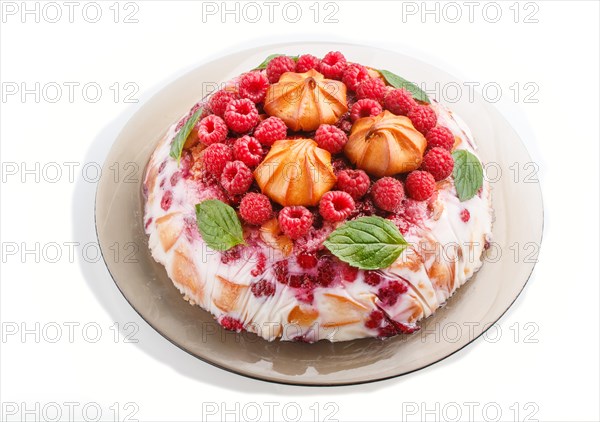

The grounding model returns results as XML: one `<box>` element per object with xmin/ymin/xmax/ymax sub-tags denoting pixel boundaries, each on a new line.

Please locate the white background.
<box><xmin>1</xmin><ymin>1</ymin><xmax>599</xmax><ymax>421</ymax></box>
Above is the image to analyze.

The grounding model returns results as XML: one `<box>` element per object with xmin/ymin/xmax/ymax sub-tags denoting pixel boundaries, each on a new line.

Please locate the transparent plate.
<box><xmin>95</xmin><ymin>42</ymin><xmax>543</xmax><ymax>386</ymax></box>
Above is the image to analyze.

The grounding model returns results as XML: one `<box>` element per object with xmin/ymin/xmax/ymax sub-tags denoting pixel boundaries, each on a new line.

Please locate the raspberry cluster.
<box><xmin>171</xmin><ymin>51</ymin><xmax>467</xmax><ymax>318</ymax></box>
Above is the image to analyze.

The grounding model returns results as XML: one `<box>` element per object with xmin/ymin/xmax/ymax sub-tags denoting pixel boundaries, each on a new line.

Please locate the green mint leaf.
<box><xmin>255</xmin><ymin>54</ymin><xmax>298</xmax><ymax>69</ymax></box>
<box><xmin>169</xmin><ymin>108</ymin><xmax>202</xmax><ymax>164</ymax></box>
<box><xmin>323</xmin><ymin>216</ymin><xmax>408</xmax><ymax>270</ymax></box>
<box><xmin>452</xmin><ymin>150</ymin><xmax>484</xmax><ymax>201</ymax></box>
<box><xmin>378</xmin><ymin>69</ymin><xmax>430</xmax><ymax>103</ymax></box>
<box><xmin>195</xmin><ymin>200</ymin><xmax>245</xmax><ymax>251</ymax></box>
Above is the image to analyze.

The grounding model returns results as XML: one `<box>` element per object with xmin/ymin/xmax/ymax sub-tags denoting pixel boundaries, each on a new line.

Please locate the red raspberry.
<box><xmin>219</xmin><ymin>316</ymin><xmax>244</xmax><ymax>332</ymax></box>
<box><xmin>238</xmin><ymin>71</ymin><xmax>269</xmax><ymax>104</ymax></box>
<box><xmin>364</xmin><ymin>271</ymin><xmax>382</xmax><ymax>286</ymax></box>
<box><xmin>197</xmin><ymin>114</ymin><xmax>228</xmax><ymax>146</ymax></box>
<box><xmin>233</xmin><ymin>135</ymin><xmax>263</xmax><ymax>167</ymax></box>
<box><xmin>296</xmin><ymin>54</ymin><xmax>321</xmax><ymax>73</ymax></box>
<box><xmin>378</xmin><ymin>280</ymin><xmax>408</xmax><ymax>306</ymax></box>
<box><xmin>160</xmin><ymin>190</ymin><xmax>173</xmax><ymax>211</ymax></box>
<box><xmin>350</xmin><ymin>99</ymin><xmax>382</xmax><ymax>122</ymax></box>
<box><xmin>421</xmin><ymin>147</ymin><xmax>454</xmax><ymax>181</ymax></box>
<box><xmin>251</xmin><ymin>252</ymin><xmax>267</xmax><ymax>277</ymax></box>
<box><xmin>202</xmin><ymin>143</ymin><xmax>232</xmax><ymax>176</ymax></box>
<box><xmin>220</xmin><ymin>160</ymin><xmax>253</xmax><ymax>195</ymax></box>
<box><xmin>384</xmin><ymin>88</ymin><xmax>417</xmax><ymax>116</ymax></box>
<box><xmin>336</xmin><ymin>169</ymin><xmax>370</xmax><ymax>199</ymax></box>
<box><xmin>316</xmin><ymin>261</ymin><xmax>335</xmax><ymax>287</ymax></box>
<box><xmin>319</xmin><ymin>51</ymin><xmax>347</xmax><ymax>80</ymax></box>
<box><xmin>224</xmin><ymin>98</ymin><xmax>260</xmax><ymax>133</ymax></box>
<box><xmin>272</xmin><ymin>260</ymin><xmax>289</xmax><ymax>283</ymax></box>
<box><xmin>341</xmin><ymin>264</ymin><xmax>358</xmax><ymax>282</ymax></box>
<box><xmin>278</xmin><ymin>206</ymin><xmax>313</xmax><ymax>239</ymax></box>
<box><xmin>239</xmin><ymin>192</ymin><xmax>272</xmax><ymax>225</ymax></box>
<box><xmin>314</xmin><ymin>124</ymin><xmax>348</xmax><ymax>154</ymax></box>
<box><xmin>356</xmin><ymin>78</ymin><xmax>387</xmax><ymax>104</ymax></box>
<box><xmin>297</xmin><ymin>253</ymin><xmax>318</xmax><ymax>269</ymax></box>
<box><xmin>460</xmin><ymin>209</ymin><xmax>470</xmax><ymax>223</ymax></box>
<box><xmin>408</xmin><ymin>105</ymin><xmax>437</xmax><ymax>135</ymax></box>
<box><xmin>426</xmin><ymin>126</ymin><xmax>454</xmax><ymax>151</ymax></box>
<box><xmin>319</xmin><ymin>191</ymin><xmax>355</xmax><ymax>222</ymax></box>
<box><xmin>336</xmin><ymin>114</ymin><xmax>353</xmax><ymax>133</ymax></box>
<box><xmin>253</xmin><ymin>116</ymin><xmax>287</xmax><ymax>146</ymax></box>
<box><xmin>371</xmin><ymin>177</ymin><xmax>405</xmax><ymax>212</ymax></box>
<box><xmin>266</xmin><ymin>55</ymin><xmax>296</xmax><ymax>83</ymax></box>
<box><xmin>342</xmin><ymin>63</ymin><xmax>370</xmax><ymax>91</ymax></box>
<box><xmin>251</xmin><ymin>279</ymin><xmax>275</xmax><ymax>298</ymax></box>
<box><xmin>405</xmin><ymin>170</ymin><xmax>436</xmax><ymax>201</ymax></box>
<box><xmin>209</xmin><ymin>90</ymin><xmax>238</xmax><ymax>118</ymax></box>
<box><xmin>365</xmin><ymin>309</ymin><xmax>384</xmax><ymax>329</ymax></box>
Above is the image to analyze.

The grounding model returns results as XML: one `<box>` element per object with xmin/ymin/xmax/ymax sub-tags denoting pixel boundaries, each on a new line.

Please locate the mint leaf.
<box><xmin>452</xmin><ymin>150</ymin><xmax>483</xmax><ymax>201</ymax></box>
<box><xmin>379</xmin><ymin>69</ymin><xmax>430</xmax><ymax>103</ymax></box>
<box><xmin>255</xmin><ymin>54</ymin><xmax>299</xmax><ymax>69</ymax></box>
<box><xmin>195</xmin><ymin>200</ymin><xmax>245</xmax><ymax>251</ymax></box>
<box><xmin>323</xmin><ymin>216</ymin><xmax>408</xmax><ymax>270</ymax></box>
<box><xmin>169</xmin><ymin>108</ymin><xmax>202</xmax><ymax>164</ymax></box>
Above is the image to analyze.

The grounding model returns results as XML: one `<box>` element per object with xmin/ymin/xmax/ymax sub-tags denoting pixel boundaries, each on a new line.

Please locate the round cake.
<box><xmin>143</xmin><ymin>51</ymin><xmax>493</xmax><ymax>343</ymax></box>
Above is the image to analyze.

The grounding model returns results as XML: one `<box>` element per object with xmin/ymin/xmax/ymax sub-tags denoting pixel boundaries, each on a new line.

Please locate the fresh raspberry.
<box><xmin>421</xmin><ymin>147</ymin><xmax>454</xmax><ymax>181</ymax></box>
<box><xmin>384</xmin><ymin>88</ymin><xmax>417</xmax><ymax>116</ymax></box>
<box><xmin>251</xmin><ymin>279</ymin><xmax>275</xmax><ymax>298</ymax></box>
<box><xmin>297</xmin><ymin>253</ymin><xmax>318</xmax><ymax>269</ymax></box>
<box><xmin>314</xmin><ymin>124</ymin><xmax>348</xmax><ymax>154</ymax></box>
<box><xmin>296</xmin><ymin>54</ymin><xmax>321</xmax><ymax>73</ymax></box>
<box><xmin>460</xmin><ymin>209</ymin><xmax>470</xmax><ymax>223</ymax></box>
<box><xmin>202</xmin><ymin>143</ymin><xmax>232</xmax><ymax>176</ymax></box>
<box><xmin>233</xmin><ymin>135</ymin><xmax>263</xmax><ymax>167</ymax></box>
<box><xmin>239</xmin><ymin>192</ymin><xmax>272</xmax><ymax>225</ymax></box>
<box><xmin>253</xmin><ymin>116</ymin><xmax>287</xmax><ymax>146</ymax></box>
<box><xmin>209</xmin><ymin>90</ymin><xmax>238</xmax><ymax>118</ymax></box>
<box><xmin>408</xmin><ymin>105</ymin><xmax>437</xmax><ymax>135</ymax></box>
<box><xmin>336</xmin><ymin>169</ymin><xmax>370</xmax><ymax>199</ymax></box>
<box><xmin>219</xmin><ymin>316</ymin><xmax>244</xmax><ymax>332</ymax></box>
<box><xmin>364</xmin><ymin>271</ymin><xmax>382</xmax><ymax>286</ymax></box>
<box><xmin>224</xmin><ymin>98</ymin><xmax>260</xmax><ymax>133</ymax></box>
<box><xmin>266</xmin><ymin>55</ymin><xmax>296</xmax><ymax>83</ymax></box>
<box><xmin>341</xmin><ymin>264</ymin><xmax>358</xmax><ymax>282</ymax></box>
<box><xmin>405</xmin><ymin>170</ymin><xmax>436</xmax><ymax>201</ymax></box>
<box><xmin>342</xmin><ymin>63</ymin><xmax>370</xmax><ymax>91</ymax></box>
<box><xmin>278</xmin><ymin>206</ymin><xmax>313</xmax><ymax>239</ymax></box>
<box><xmin>350</xmin><ymin>99</ymin><xmax>382</xmax><ymax>122</ymax></box>
<box><xmin>160</xmin><ymin>190</ymin><xmax>173</xmax><ymax>211</ymax></box>
<box><xmin>426</xmin><ymin>126</ymin><xmax>454</xmax><ymax>151</ymax></box>
<box><xmin>336</xmin><ymin>114</ymin><xmax>353</xmax><ymax>133</ymax></box>
<box><xmin>220</xmin><ymin>160</ymin><xmax>253</xmax><ymax>195</ymax></box>
<box><xmin>378</xmin><ymin>280</ymin><xmax>408</xmax><ymax>306</ymax></box>
<box><xmin>238</xmin><ymin>71</ymin><xmax>270</xmax><ymax>104</ymax></box>
<box><xmin>356</xmin><ymin>78</ymin><xmax>387</xmax><ymax>104</ymax></box>
<box><xmin>319</xmin><ymin>191</ymin><xmax>355</xmax><ymax>222</ymax></box>
<box><xmin>197</xmin><ymin>114</ymin><xmax>228</xmax><ymax>146</ymax></box>
<box><xmin>319</xmin><ymin>51</ymin><xmax>347</xmax><ymax>80</ymax></box>
<box><xmin>371</xmin><ymin>177</ymin><xmax>405</xmax><ymax>212</ymax></box>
